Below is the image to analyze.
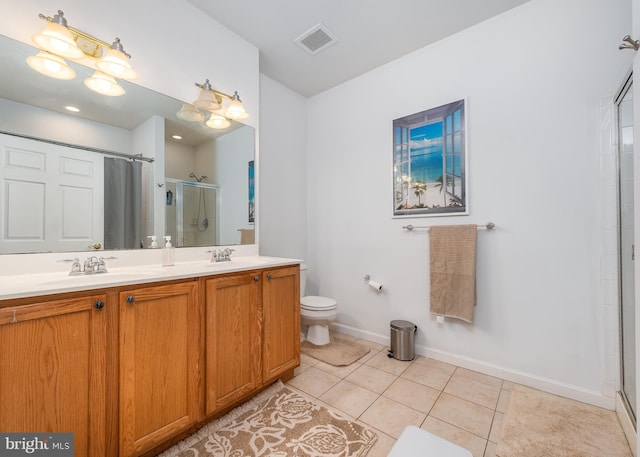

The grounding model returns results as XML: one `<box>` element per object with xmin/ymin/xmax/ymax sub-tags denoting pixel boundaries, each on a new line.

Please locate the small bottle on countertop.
<box><xmin>162</xmin><ymin>235</ymin><xmax>175</xmax><ymax>266</ymax></box>
<box><xmin>147</xmin><ymin>235</ymin><xmax>158</xmax><ymax>248</ymax></box>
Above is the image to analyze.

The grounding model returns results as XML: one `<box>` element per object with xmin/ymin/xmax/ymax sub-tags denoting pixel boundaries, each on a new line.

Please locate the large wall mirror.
<box><xmin>0</xmin><ymin>34</ymin><xmax>255</xmax><ymax>254</ymax></box>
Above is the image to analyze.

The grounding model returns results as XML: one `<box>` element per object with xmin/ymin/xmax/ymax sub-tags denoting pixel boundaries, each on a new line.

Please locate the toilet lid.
<box><xmin>301</xmin><ymin>295</ymin><xmax>337</xmax><ymax>311</ymax></box>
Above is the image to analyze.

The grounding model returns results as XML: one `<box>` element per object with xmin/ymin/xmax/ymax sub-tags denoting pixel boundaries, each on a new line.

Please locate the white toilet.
<box><xmin>300</xmin><ymin>264</ymin><xmax>338</xmax><ymax>346</ymax></box>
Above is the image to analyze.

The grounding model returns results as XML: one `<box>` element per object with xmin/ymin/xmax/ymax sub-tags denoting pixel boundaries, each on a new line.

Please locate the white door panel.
<box><xmin>0</xmin><ymin>134</ymin><xmax>103</xmax><ymax>253</ymax></box>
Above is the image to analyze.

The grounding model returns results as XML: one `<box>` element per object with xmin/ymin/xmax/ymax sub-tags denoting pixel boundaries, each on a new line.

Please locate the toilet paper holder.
<box><xmin>364</xmin><ymin>274</ymin><xmax>383</xmax><ymax>293</ymax></box>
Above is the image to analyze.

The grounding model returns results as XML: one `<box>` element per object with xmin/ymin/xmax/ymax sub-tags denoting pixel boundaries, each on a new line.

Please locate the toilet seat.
<box><xmin>301</xmin><ymin>295</ymin><xmax>337</xmax><ymax>311</ymax></box>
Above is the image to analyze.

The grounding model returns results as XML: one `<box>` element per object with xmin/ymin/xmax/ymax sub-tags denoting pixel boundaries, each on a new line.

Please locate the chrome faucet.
<box><xmin>207</xmin><ymin>248</ymin><xmax>235</xmax><ymax>262</ymax></box>
<box><xmin>62</xmin><ymin>256</ymin><xmax>116</xmax><ymax>275</ymax></box>
<box><xmin>84</xmin><ymin>256</ymin><xmax>107</xmax><ymax>274</ymax></box>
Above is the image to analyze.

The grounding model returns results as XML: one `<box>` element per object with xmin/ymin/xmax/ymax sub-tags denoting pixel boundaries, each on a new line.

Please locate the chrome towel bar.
<box><xmin>403</xmin><ymin>222</ymin><xmax>495</xmax><ymax>231</ymax></box>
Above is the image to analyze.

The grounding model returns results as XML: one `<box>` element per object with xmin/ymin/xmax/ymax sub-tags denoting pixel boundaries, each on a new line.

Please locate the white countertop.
<box><xmin>0</xmin><ymin>256</ymin><xmax>301</xmax><ymax>301</ymax></box>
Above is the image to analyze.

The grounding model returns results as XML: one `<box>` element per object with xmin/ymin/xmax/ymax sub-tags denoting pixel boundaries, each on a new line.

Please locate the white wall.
<box><xmin>166</xmin><ymin>141</ymin><xmax>197</xmax><ymax>180</ymax></box>
<box><xmin>258</xmin><ymin>75</ymin><xmax>308</xmax><ymax>260</ymax></box>
<box><xmin>209</xmin><ymin>127</ymin><xmax>255</xmax><ymax>245</ymax></box>
<box><xmin>301</xmin><ymin>0</ymin><xmax>631</xmax><ymax>405</ymax></box>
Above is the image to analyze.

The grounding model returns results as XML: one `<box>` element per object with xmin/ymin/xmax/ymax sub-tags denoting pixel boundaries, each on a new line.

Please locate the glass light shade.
<box><xmin>225</xmin><ymin>98</ymin><xmax>248</xmax><ymax>120</ymax></box>
<box><xmin>96</xmin><ymin>48</ymin><xmax>137</xmax><ymax>80</ymax></box>
<box><xmin>84</xmin><ymin>71</ymin><xmax>125</xmax><ymax>96</ymax></box>
<box><xmin>193</xmin><ymin>89</ymin><xmax>221</xmax><ymax>111</ymax></box>
<box><xmin>176</xmin><ymin>103</ymin><xmax>204</xmax><ymax>122</ymax></box>
<box><xmin>26</xmin><ymin>51</ymin><xmax>76</xmax><ymax>80</ymax></box>
<box><xmin>32</xmin><ymin>22</ymin><xmax>84</xmax><ymax>60</ymax></box>
<box><xmin>206</xmin><ymin>114</ymin><xmax>231</xmax><ymax>129</ymax></box>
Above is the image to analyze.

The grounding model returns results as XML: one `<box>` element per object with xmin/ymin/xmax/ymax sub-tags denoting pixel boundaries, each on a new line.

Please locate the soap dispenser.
<box><xmin>162</xmin><ymin>236</ymin><xmax>175</xmax><ymax>266</ymax></box>
<box><xmin>147</xmin><ymin>235</ymin><xmax>158</xmax><ymax>248</ymax></box>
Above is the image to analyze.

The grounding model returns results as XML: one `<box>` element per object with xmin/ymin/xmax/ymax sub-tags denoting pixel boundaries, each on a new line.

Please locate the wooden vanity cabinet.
<box><xmin>204</xmin><ymin>265</ymin><xmax>300</xmax><ymax>416</ymax></box>
<box><xmin>262</xmin><ymin>266</ymin><xmax>300</xmax><ymax>382</ymax></box>
<box><xmin>0</xmin><ymin>293</ymin><xmax>108</xmax><ymax>456</ymax></box>
<box><xmin>0</xmin><ymin>263</ymin><xmax>299</xmax><ymax>457</ymax></box>
<box><xmin>204</xmin><ymin>272</ymin><xmax>262</xmax><ymax>415</ymax></box>
<box><xmin>118</xmin><ymin>281</ymin><xmax>199</xmax><ymax>457</ymax></box>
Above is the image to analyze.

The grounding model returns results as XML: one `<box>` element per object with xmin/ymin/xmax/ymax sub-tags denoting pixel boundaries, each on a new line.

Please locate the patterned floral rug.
<box><xmin>159</xmin><ymin>381</ymin><xmax>377</xmax><ymax>457</ymax></box>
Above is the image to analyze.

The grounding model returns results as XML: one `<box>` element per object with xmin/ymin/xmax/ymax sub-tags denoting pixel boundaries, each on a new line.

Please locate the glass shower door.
<box><xmin>165</xmin><ymin>179</ymin><xmax>220</xmax><ymax>247</ymax></box>
<box><xmin>617</xmin><ymin>74</ymin><xmax>635</xmax><ymax>422</ymax></box>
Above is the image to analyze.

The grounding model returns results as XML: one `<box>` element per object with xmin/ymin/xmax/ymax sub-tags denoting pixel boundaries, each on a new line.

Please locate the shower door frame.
<box><xmin>616</xmin><ymin>70</ymin><xmax>636</xmax><ymax>425</ymax></box>
<box><xmin>166</xmin><ymin>178</ymin><xmax>221</xmax><ymax>248</ymax></box>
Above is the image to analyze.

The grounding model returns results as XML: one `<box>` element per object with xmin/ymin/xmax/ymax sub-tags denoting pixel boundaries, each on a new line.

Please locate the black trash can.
<box><xmin>388</xmin><ymin>320</ymin><xmax>417</xmax><ymax>361</ymax></box>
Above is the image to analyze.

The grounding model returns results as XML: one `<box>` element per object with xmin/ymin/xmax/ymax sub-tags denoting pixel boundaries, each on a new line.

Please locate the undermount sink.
<box><xmin>39</xmin><ymin>269</ymin><xmax>168</xmax><ymax>286</ymax></box>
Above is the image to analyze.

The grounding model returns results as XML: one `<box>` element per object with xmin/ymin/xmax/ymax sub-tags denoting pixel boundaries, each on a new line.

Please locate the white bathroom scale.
<box><xmin>387</xmin><ymin>426</ymin><xmax>473</xmax><ymax>457</ymax></box>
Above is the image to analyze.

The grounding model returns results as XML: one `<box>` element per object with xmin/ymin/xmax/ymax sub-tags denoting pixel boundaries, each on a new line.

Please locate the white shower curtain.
<box><xmin>104</xmin><ymin>158</ymin><xmax>142</xmax><ymax>249</ymax></box>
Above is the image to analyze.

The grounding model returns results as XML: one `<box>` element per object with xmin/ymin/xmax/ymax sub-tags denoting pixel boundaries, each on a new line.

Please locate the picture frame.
<box><xmin>392</xmin><ymin>99</ymin><xmax>468</xmax><ymax>217</ymax></box>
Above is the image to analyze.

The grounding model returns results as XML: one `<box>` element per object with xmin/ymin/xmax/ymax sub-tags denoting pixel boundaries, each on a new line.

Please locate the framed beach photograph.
<box><xmin>392</xmin><ymin>99</ymin><xmax>468</xmax><ymax>217</ymax></box>
<box><xmin>248</xmin><ymin>160</ymin><xmax>255</xmax><ymax>223</ymax></box>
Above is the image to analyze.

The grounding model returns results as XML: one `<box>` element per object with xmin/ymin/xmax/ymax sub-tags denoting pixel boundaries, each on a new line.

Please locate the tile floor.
<box><xmin>287</xmin><ymin>333</ymin><xmax>515</xmax><ymax>457</ymax></box>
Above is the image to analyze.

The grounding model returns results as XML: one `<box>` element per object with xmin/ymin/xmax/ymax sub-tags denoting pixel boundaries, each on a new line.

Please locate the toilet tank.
<box><xmin>299</xmin><ymin>263</ymin><xmax>308</xmax><ymax>298</ymax></box>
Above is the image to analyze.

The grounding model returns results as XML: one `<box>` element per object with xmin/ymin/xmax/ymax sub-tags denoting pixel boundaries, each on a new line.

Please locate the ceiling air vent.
<box><xmin>295</xmin><ymin>23</ymin><xmax>338</xmax><ymax>55</ymax></box>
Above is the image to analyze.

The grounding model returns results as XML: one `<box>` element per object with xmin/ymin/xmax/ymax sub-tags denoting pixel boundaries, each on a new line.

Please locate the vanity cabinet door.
<box><xmin>0</xmin><ymin>294</ymin><xmax>108</xmax><ymax>456</ymax></box>
<box><xmin>262</xmin><ymin>266</ymin><xmax>300</xmax><ymax>382</ymax></box>
<box><xmin>119</xmin><ymin>281</ymin><xmax>199</xmax><ymax>457</ymax></box>
<box><xmin>205</xmin><ymin>272</ymin><xmax>261</xmax><ymax>416</ymax></box>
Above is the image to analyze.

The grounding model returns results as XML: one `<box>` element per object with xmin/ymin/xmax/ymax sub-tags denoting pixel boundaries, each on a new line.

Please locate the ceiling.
<box><xmin>186</xmin><ymin>0</ymin><xmax>530</xmax><ymax>97</ymax></box>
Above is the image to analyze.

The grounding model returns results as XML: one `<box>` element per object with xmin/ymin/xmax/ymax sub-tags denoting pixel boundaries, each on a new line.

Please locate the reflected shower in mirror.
<box><xmin>0</xmin><ymin>33</ymin><xmax>255</xmax><ymax>254</ymax></box>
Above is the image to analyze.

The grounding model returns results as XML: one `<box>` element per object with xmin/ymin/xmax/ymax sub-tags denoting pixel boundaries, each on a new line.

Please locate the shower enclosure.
<box><xmin>165</xmin><ymin>178</ymin><xmax>220</xmax><ymax>247</ymax></box>
<box><xmin>616</xmin><ymin>72</ymin><xmax>635</xmax><ymax>423</ymax></box>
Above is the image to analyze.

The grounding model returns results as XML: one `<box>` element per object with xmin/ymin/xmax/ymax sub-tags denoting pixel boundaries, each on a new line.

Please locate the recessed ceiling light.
<box><xmin>64</xmin><ymin>105</ymin><xmax>80</xmax><ymax>112</ymax></box>
<box><xmin>172</xmin><ymin>135</ymin><xmax>183</xmax><ymax>140</ymax></box>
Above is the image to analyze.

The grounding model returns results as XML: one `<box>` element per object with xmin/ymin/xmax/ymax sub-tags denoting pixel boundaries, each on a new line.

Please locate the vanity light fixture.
<box><xmin>177</xmin><ymin>79</ymin><xmax>249</xmax><ymax>129</ymax></box>
<box><xmin>225</xmin><ymin>91</ymin><xmax>249</xmax><ymax>120</ymax></box>
<box><xmin>95</xmin><ymin>38</ymin><xmax>138</xmax><ymax>80</ymax></box>
<box><xmin>28</xmin><ymin>10</ymin><xmax>137</xmax><ymax>95</ymax></box>
<box><xmin>193</xmin><ymin>80</ymin><xmax>222</xmax><ymax>111</ymax></box>
<box><xmin>31</xmin><ymin>10</ymin><xmax>84</xmax><ymax>60</ymax></box>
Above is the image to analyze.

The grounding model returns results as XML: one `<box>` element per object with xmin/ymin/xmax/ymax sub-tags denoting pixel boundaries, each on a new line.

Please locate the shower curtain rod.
<box><xmin>403</xmin><ymin>222</ymin><xmax>496</xmax><ymax>231</ymax></box>
<box><xmin>0</xmin><ymin>130</ymin><xmax>155</xmax><ymax>163</ymax></box>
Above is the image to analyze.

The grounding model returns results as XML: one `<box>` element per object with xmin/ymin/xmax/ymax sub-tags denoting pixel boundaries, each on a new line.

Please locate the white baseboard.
<box><xmin>331</xmin><ymin>322</ymin><xmax>616</xmax><ymax>410</ymax></box>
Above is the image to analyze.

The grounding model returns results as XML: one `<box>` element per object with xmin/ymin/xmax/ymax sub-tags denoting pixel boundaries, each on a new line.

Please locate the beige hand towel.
<box><xmin>239</xmin><ymin>229</ymin><xmax>255</xmax><ymax>244</ymax></box>
<box><xmin>429</xmin><ymin>224</ymin><xmax>477</xmax><ymax>323</ymax></box>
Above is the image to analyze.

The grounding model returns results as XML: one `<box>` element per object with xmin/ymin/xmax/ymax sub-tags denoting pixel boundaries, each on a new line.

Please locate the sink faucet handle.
<box><xmin>58</xmin><ymin>257</ymin><xmax>79</xmax><ymax>263</ymax></box>
<box><xmin>61</xmin><ymin>257</ymin><xmax>83</xmax><ymax>275</ymax></box>
<box><xmin>205</xmin><ymin>249</ymin><xmax>219</xmax><ymax>262</ymax></box>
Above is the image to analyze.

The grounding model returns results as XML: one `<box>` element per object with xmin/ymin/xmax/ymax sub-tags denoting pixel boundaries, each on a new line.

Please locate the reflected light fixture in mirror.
<box><xmin>206</xmin><ymin>113</ymin><xmax>231</xmax><ymax>129</ymax></box>
<box><xmin>26</xmin><ymin>50</ymin><xmax>76</xmax><ymax>79</ymax></box>
<box><xmin>176</xmin><ymin>103</ymin><xmax>204</xmax><ymax>122</ymax></box>
<box><xmin>84</xmin><ymin>71</ymin><xmax>126</xmax><ymax>96</ymax></box>
<box><xmin>28</xmin><ymin>10</ymin><xmax>136</xmax><ymax>96</ymax></box>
